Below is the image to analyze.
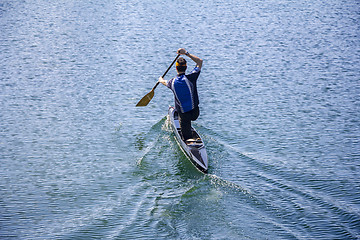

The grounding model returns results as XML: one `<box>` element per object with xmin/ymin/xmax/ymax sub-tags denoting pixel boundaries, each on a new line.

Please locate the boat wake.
<box><xmin>205</xmin><ymin>173</ymin><xmax>251</xmax><ymax>195</ymax></box>
<box><xmin>135</xmin><ymin>116</ymin><xmax>168</xmax><ymax>167</ymax></box>
<box><xmin>201</xmin><ymin>127</ymin><xmax>360</xmax><ymax>239</ymax></box>
<box><xmin>129</xmin><ymin>116</ymin><xmax>359</xmax><ymax>239</ymax></box>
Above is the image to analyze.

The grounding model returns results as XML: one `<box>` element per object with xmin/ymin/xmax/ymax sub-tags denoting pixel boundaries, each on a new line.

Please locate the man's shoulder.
<box><xmin>186</xmin><ymin>67</ymin><xmax>201</xmax><ymax>81</ymax></box>
<box><xmin>190</xmin><ymin>67</ymin><xmax>201</xmax><ymax>74</ymax></box>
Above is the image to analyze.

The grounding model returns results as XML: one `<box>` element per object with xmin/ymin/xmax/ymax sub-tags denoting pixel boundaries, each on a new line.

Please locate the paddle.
<box><xmin>136</xmin><ymin>54</ymin><xmax>180</xmax><ymax>107</ymax></box>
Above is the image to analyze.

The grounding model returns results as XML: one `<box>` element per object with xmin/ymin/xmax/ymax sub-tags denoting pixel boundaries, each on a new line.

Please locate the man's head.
<box><xmin>176</xmin><ymin>57</ymin><xmax>187</xmax><ymax>74</ymax></box>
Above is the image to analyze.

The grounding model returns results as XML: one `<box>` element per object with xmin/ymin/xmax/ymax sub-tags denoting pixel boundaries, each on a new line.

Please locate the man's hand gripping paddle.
<box><xmin>136</xmin><ymin>54</ymin><xmax>180</xmax><ymax>107</ymax></box>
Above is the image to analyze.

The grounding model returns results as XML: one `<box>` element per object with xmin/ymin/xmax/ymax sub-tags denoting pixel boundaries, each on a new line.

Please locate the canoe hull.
<box><xmin>168</xmin><ymin>107</ymin><xmax>208</xmax><ymax>173</ymax></box>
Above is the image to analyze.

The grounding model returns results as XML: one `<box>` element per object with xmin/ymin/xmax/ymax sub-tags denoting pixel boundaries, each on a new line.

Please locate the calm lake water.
<box><xmin>1</xmin><ymin>0</ymin><xmax>359</xmax><ymax>239</ymax></box>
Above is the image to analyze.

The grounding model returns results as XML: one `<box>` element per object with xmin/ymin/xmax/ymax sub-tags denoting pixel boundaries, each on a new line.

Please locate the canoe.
<box><xmin>168</xmin><ymin>106</ymin><xmax>208</xmax><ymax>173</ymax></box>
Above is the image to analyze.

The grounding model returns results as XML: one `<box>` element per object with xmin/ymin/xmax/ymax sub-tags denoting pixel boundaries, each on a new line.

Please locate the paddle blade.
<box><xmin>136</xmin><ymin>89</ymin><xmax>155</xmax><ymax>107</ymax></box>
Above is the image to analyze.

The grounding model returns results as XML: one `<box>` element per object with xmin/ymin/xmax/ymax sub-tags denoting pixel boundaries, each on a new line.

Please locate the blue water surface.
<box><xmin>1</xmin><ymin>0</ymin><xmax>359</xmax><ymax>239</ymax></box>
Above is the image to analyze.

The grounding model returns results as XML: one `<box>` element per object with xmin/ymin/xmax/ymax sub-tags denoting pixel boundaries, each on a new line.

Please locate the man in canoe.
<box><xmin>159</xmin><ymin>48</ymin><xmax>203</xmax><ymax>142</ymax></box>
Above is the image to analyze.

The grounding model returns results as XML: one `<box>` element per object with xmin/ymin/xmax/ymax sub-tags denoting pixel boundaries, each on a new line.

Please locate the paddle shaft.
<box><xmin>152</xmin><ymin>54</ymin><xmax>180</xmax><ymax>90</ymax></box>
<box><xmin>135</xmin><ymin>54</ymin><xmax>180</xmax><ymax>107</ymax></box>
